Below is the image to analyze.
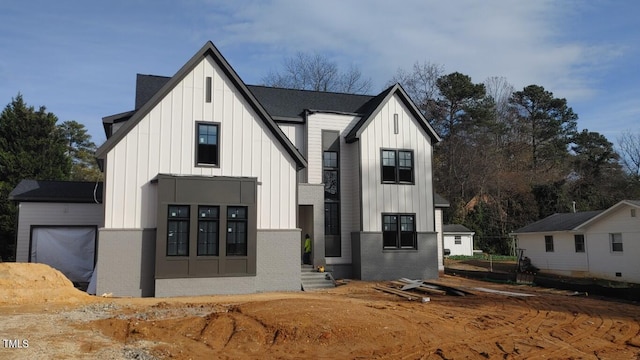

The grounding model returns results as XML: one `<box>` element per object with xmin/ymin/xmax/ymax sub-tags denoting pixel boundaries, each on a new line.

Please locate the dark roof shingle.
<box><xmin>9</xmin><ymin>180</ymin><xmax>103</xmax><ymax>203</ymax></box>
<box><xmin>513</xmin><ymin>211</ymin><xmax>603</xmax><ymax>233</ymax></box>
<box><xmin>443</xmin><ymin>224</ymin><xmax>473</xmax><ymax>233</ymax></box>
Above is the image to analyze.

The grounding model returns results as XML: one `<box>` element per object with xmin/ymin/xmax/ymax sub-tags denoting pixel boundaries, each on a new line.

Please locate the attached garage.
<box><xmin>30</xmin><ymin>226</ymin><xmax>97</xmax><ymax>283</ymax></box>
<box><xmin>9</xmin><ymin>180</ymin><xmax>104</xmax><ymax>289</ymax></box>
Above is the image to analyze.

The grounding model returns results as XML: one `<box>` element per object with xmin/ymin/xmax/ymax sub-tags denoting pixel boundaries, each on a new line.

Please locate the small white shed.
<box><xmin>443</xmin><ymin>224</ymin><xmax>475</xmax><ymax>256</ymax></box>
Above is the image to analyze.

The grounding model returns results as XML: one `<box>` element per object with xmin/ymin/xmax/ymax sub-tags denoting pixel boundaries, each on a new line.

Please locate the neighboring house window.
<box><xmin>544</xmin><ymin>235</ymin><xmax>554</xmax><ymax>252</ymax></box>
<box><xmin>454</xmin><ymin>235</ymin><xmax>462</xmax><ymax>245</ymax></box>
<box><xmin>383</xmin><ymin>214</ymin><xmax>416</xmax><ymax>249</ymax></box>
<box><xmin>198</xmin><ymin>206</ymin><xmax>219</xmax><ymax>256</ymax></box>
<box><xmin>574</xmin><ymin>234</ymin><xmax>585</xmax><ymax>253</ymax></box>
<box><xmin>381</xmin><ymin>149</ymin><xmax>414</xmax><ymax>184</ymax></box>
<box><xmin>227</xmin><ymin>207</ymin><xmax>247</xmax><ymax>256</ymax></box>
<box><xmin>610</xmin><ymin>233</ymin><xmax>623</xmax><ymax>252</ymax></box>
<box><xmin>167</xmin><ymin>205</ymin><xmax>189</xmax><ymax>256</ymax></box>
<box><xmin>196</xmin><ymin>122</ymin><xmax>219</xmax><ymax>165</ymax></box>
<box><xmin>632</xmin><ymin>209</ymin><xmax>636</xmax><ymax>217</ymax></box>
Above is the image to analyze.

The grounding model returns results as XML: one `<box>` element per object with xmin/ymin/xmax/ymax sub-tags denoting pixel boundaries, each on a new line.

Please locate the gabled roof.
<box><xmin>443</xmin><ymin>224</ymin><xmax>473</xmax><ymax>233</ymax></box>
<box><xmin>513</xmin><ymin>211</ymin><xmax>603</xmax><ymax>234</ymax></box>
<box><xmin>513</xmin><ymin>199</ymin><xmax>640</xmax><ymax>234</ymax></box>
<box><xmin>96</xmin><ymin>41</ymin><xmax>307</xmax><ymax>170</ymax></box>
<box><xmin>125</xmin><ymin>75</ymin><xmax>379</xmax><ymax>123</ymax></box>
<box><xmin>247</xmin><ymin>85</ymin><xmax>377</xmax><ymax>122</ymax></box>
<box><xmin>344</xmin><ymin>84</ymin><xmax>441</xmax><ymax>143</ymax></box>
<box><xmin>135</xmin><ymin>74</ymin><xmax>171</xmax><ymax>110</ymax></box>
<box><xmin>574</xmin><ymin>200</ymin><xmax>640</xmax><ymax>230</ymax></box>
<box><xmin>9</xmin><ymin>180</ymin><xmax>103</xmax><ymax>203</ymax></box>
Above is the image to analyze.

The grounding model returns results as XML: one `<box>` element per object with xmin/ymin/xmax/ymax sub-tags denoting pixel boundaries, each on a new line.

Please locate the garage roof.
<box><xmin>9</xmin><ymin>180</ymin><xmax>103</xmax><ymax>203</ymax></box>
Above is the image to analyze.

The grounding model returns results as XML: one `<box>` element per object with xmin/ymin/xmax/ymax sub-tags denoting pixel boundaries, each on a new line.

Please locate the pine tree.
<box><xmin>58</xmin><ymin>120</ymin><xmax>102</xmax><ymax>181</ymax></box>
<box><xmin>0</xmin><ymin>94</ymin><xmax>71</xmax><ymax>260</ymax></box>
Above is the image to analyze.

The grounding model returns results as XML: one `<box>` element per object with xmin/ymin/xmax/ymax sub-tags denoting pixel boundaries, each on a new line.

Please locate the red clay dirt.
<box><xmin>1</xmin><ymin>263</ymin><xmax>639</xmax><ymax>359</ymax></box>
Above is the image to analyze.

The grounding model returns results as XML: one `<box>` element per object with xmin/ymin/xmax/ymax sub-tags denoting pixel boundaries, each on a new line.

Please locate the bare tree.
<box><xmin>387</xmin><ymin>61</ymin><xmax>444</xmax><ymax>115</ymax></box>
<box><xmin>484</xmin><ymin>76</ymin><xmax>514</xmax><ymax>122</ymax></box>
<box><xmin>618</xmin><ymin>131</ymin><xmax>640</xmax><ymax>179</ymax></box>
<box><xmin>262</xmin><ymin>52</ymin><xmax>371</xmax><ymax>94</ymax></box>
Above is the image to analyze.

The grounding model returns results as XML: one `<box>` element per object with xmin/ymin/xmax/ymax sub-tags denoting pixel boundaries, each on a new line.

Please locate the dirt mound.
<box><xmin>0</xmin><ymin>263</ymin><xmax>94</xmax><ymax>305</ymax></box>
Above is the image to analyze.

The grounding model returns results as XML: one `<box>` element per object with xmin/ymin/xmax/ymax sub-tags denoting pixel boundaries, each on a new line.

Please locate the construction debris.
<box><xmin>373</xmin><ymin>285</ymin><xmax>422</xmax><ymax>301</ymax></box>
<box><xmin>374</xmin><ymin>278</ymin><xmax>471</xmax><ymax>301</ymax></box>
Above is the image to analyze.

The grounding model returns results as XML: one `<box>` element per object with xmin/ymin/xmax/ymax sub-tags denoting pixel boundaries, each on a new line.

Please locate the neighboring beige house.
<box><xmin>85</xmin><ymin>41</ymin><xmax>443</xmax><ymax>297</ymax></box>
<box><xmin>443</xmin><ymin>224</ymin><xmax>475</xmax><ymax>256</ymax></box>
<box><xmin>512</xmin><ymin>200</ymin><xmax>640</xmax><ymax>284</ymax></box>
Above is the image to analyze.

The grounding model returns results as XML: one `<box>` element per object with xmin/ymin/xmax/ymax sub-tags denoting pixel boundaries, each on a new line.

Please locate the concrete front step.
<box><xmin>301</xmin><ymin>265</ymin><xmax>335</xmax><ymax>291</ymax></box>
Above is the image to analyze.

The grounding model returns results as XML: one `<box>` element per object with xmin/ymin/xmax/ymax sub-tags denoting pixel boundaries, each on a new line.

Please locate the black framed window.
<box><xmin>323</xmin><ymin>151</ymin><xmax>338</xmax><ymax>168</ymax></box>
<box><xmin>227</xmin><ymin>207</ymin><xmax>247</xmax><ymax>256</ymax></box>
<box><xmin>198</xmin><ymin>206</ymin><xmax>219</xmax><ymax>256</ymax></box>
<box><xmin>544</xmin><ymin>235</ymin><xmax>554</xmax><ymax>252</ymax></box>
<box><xmin>574</xmin><ymin>234</ymin><xmax>585</xmax><ymax>253</ymax></box>
<box><xmin>325</xmin><ymin>203</ymin><xmax>340</xmax><ymax>236</ymax></box>
<box><xmin>381</xmin><ymin>149</ymin><xmax>414</xmax><ymax>184</ymax></box>
<box><xmin>197</xmin><ymin>123</ymin><xmax>219</xmax><ymax>165</ymax></box>
<box><xmin>383</xmin><ymin>214</ymin><xmax>416</xmax><ymax>249</ymax></box>
<box><xmin>382</xmin><ymin>150</ymin><xmax>397</xmax><ymax>182</ymax></box>
<box><xmin>322</xmin><ymin>131</ymin><xmax>341</xmax><ymax>258</ymax></box>
<box><xmin>398</xmin><ymin>151</ymin><xmax>413</xmax><ymax>183</ymax></box>
<box><xmin>167</xmin><ymin>205</ymin><xmax>189</xmax><ymax>256</ymax></box>
<box><xmin>383</xmin><ymin>214</ymin><xmax>397</xmax><ymax>247</ymax></box>
<box><xmin>610</xmin><ymin>233</ymin><xmax>623</xmax><ymax>252</ymax></box>
<box><xmin>323</xmin><ymin>151</ymin><xmax>339</xmax><ymax>201</ymax></box>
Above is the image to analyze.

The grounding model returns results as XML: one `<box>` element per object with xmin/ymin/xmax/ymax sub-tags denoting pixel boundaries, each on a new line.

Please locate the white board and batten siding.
<box><xmin>582</xmin><ymin>205</ymin><xmax>640</xmax><ymax>282</ymax></box>
<box><xmin>359</xmin><ymin>94</ymin><xmax>435</xmax><ymax>233</ymax></box>
<box><xmin>105</xmin><ymin>55</ymin><xmax>297</xmax><ymax>231</ymax></box>
<box><xmin>306</xmin><ymin>113</ymin><xmax>361</xmax><ymax>265</ymax></box>
<box><xmin>278</xmin><ymin>123</ymin><xmax>307</xmax><ymax>183</ymax></box>
<box><xmin>15</xmin><ymin>202</ymin><xmax>104</xmax><ymax>262</ymax></box>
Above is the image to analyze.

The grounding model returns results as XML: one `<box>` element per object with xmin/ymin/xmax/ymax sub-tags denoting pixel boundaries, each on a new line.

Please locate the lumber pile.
<box><xmin>373</xmin><ymin>278</ymin><xmax>456</xmax><ymax>302</ymax></box>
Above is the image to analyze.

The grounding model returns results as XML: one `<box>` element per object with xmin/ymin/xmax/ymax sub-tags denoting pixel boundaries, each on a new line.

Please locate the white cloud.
<box><xmin>203</xmin><ymin>0</ymin><xmax>620</xmax><ymax>102</ymax></box>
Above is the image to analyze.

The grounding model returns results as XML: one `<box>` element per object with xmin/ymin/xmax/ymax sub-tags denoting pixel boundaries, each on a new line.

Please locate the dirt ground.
<box><xmin>1</xmin><ymin>263</ymin><xmax>640</xmax><ymax>359</ymax></box>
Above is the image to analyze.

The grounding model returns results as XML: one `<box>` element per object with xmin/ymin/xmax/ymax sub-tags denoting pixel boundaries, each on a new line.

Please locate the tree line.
<box><xmin>0</xmin><ymin>94</ymin><xmax>101</xmax><ymax>260</ymax></box>
<box><xmin>265</xmin><ymin>54</ymin><xmax>640</xmax><ymax>255</ymax></box>
<box><xmin>388</xmin><ymin>63</ymin><xmax>640</xmax><ymax>254</ymax></box>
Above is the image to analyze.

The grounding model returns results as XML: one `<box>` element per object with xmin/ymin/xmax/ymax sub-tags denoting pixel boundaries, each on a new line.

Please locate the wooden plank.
<box><xmin>392</xmin><ymin>280</ymin><xmax>447</xmax><ymax>296</ymax></box>
<box><xmin>373</xmin><ymin>285</ymin><xmax>419</xmax><ymax>301</ymax></box>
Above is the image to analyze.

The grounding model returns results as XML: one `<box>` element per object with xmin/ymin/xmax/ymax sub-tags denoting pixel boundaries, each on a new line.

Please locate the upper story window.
<box><xmin>381</xmin><ymin>149</ymin><xmax>414</xmax><ymax>184</ymax></box>
<box><xmin>323</xmin><ymin>151</ymin><xmax>339</xmax><ymax>201</ymax></box>
<box><xmin>197</xmin><ymin>122</ymin><xmax>219</xmax><ymax>166</ymax></box>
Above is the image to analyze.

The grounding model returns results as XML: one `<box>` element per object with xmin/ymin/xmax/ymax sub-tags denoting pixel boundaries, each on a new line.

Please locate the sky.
<box><xmin>0</xmin><ymin>1</ymin><xmax>638</xmax><ymax>147</ymax></box>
